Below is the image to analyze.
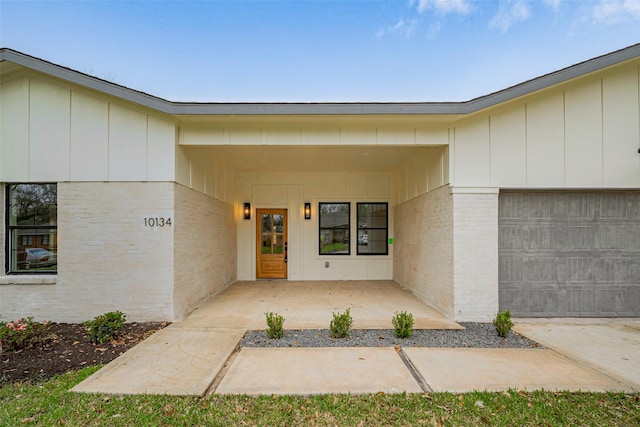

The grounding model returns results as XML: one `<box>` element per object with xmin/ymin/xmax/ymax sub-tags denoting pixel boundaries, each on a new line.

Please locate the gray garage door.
<box><xmin>499</xmin><ymin>191</ymin><xmax>640</xmax><ymax>317</ymax></box>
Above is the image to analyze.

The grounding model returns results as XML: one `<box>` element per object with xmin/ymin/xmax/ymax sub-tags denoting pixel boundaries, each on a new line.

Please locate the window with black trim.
<box><xmin>319</xmin><ymin>202</ymin><xmax>350</xmax><ymax>255</ymax></box>
<box><xmin>357</xmin><ymin>202</ymin><xmax>388</xmax><ymax>255</ymax></box>
<box><xmin>6</xmin><ymin>184</ymin><xmax>57</xmax><ymax>273</ymax></box>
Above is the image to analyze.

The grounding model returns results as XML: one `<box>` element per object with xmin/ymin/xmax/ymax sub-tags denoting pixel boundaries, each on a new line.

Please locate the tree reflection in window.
<box><xmin>7</xmin><ymin>184</ymin><xmax>58</xmax><ymax>273</ymax></box>
<box><xmin>319</xmin><ymin>203</ymin><xmax>350</xmax><ymax>255</ymax></box>
<box><xmin>261</xmin><ymin>213</ymin><xmax>284</xmax><ymax>254</ymax></box>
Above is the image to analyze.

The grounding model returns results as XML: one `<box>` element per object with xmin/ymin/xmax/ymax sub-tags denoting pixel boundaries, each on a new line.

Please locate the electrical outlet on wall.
<box><xmin>325</xmin><ymin>261</ymin><xmax>330</xmax><ymax>268</ymax></box>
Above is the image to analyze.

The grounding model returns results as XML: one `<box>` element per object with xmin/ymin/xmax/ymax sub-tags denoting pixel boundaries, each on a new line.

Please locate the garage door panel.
<box><xmin>598</xmin><ymin>225</ymin><xmax>627</xmax><ymax>249</ymax></box>
<box><xmin>499</xmin><ymin>191</ymin><xmax>640</xmax><ymax>317</ymax></box>
<box><xmin>523</xmin><ymin>256</ymin><xmax>559</xmax><ymax>283</ymax></box>
<box><xmin>567</xmin><ymin>225</ymin><xmax>595</xmax><ymax>249</ymax></box>
<box><xmin>499</xmin><ymin>226</ymin><xmax>524</xmax><ymax>249</ymax></box>
<box><xmin>567</xmin><ymin>286</ymin><xmax>639</xmax><ymax>316</ymax></box>
<box><xmin>567</xmin><ymin>289</ymin><xmax>596</xmax><ymax>314</ymax></box>
<box><xmin>499</xmin><ymin>256</ymin><xmax>522</xmax><ymax>282</ymax></box>
<box><xmin>567</xmin><ymin>194</ymin><xmax>596</xmax><ymax>219</ymax></box>
<box><xmin>596</xmin><ymin>257</ymin><xmax>627</xmax><ymax>282</ymax></box>
<box><xmin>500</xmin><ymin>288</ymin><xmax>563</xmax><ymax>317</ymax></box>
<box><xmin>499</xmin><ymin>193</ymin><xmax>523</xmax><ymax>218</ymax></box>
<box><xmin>599</xmin><ymin>193</ymin><xmax>631</xmax><ymax>218</ymax></box>
<box><xmin>524</xmin><ymin>193</ymin><xmax>566</xmax><ymax>219</ymax></box>
<box><xmin>527</xmin><ymin>226</ymin><xmax>557</xmax><ymax>250</ymax></box>
<box><xmin>566</xmin><ymin>257</ymin><xmax>594</xmax><ymax>283</ymax></box>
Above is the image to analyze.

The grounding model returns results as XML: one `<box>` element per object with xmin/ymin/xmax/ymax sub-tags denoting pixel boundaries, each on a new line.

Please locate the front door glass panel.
<box><xmin>261</xmin><ymin>214</ymin><xmax>284</xmax><ymax>254</ymax></box>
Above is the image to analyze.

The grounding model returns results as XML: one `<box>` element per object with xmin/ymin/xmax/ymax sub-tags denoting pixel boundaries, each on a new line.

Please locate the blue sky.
<box><xmin>1</xmin><ymin>0</ymin><xmax>639</xmax><ymax>102</ymax></box>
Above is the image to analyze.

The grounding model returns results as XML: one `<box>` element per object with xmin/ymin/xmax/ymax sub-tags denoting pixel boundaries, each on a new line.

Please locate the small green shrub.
<box><xmin>265</xmin><ymin>312</ymin><xmax>285</xmax><ymax>339</ymax></box>
<box><xmin>329</xmin><ymin>308</ymin><xmax>354</xmax><ymax>339</ymax></box>
<box><xmin>0</xmin><ymin>317</ymin><xmax>49</xmax><ymax>351</ymax></box>
<box><xmin>493</xmin><ymin>309</ymin><xmax>514</xmax><ymax>338</ymax></box>
<box><xmin>84</xmin><ymin>311</ymin><xmax>126</xmax><ymax>343</ymax></box>
<box><xmin>392</xmin><ymin>311</ymin><xmax>414</xmax><ymax>338</ymax></box>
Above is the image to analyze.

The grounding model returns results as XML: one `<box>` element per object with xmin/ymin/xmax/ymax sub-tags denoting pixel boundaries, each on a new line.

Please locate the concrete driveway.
<box><xmin>514</xmin><ymin>318</ymin><xmax>640</xmax><ymax>390</ymax></box>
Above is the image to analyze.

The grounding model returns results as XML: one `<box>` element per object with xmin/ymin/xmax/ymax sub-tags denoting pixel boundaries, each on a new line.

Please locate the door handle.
<box><xmin>284</xmin><ymin>242</ymin><xmax>288</xmax><ymax>263</ymax></box>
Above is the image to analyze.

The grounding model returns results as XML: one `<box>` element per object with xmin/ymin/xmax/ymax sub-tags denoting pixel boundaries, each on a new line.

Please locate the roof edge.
<box><xmin>1</xmin><ymin>44</ymin><xmax>639</xmax><ymax>116</ymax></box>
<box><xmin>462</xmin><ymin>43</ymin><xmax>640</xmax><ymax>113</ymax></box>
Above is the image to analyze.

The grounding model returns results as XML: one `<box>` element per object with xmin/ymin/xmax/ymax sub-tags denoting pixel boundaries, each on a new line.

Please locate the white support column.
<box><xmin>451</xmin><ymin>187</ymin><xmax>499</xmax><ymax>322</ymax></box>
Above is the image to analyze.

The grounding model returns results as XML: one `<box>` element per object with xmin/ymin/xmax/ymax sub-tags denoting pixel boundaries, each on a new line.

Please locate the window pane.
<box><xmin>357</xmin><ymin>229</ymin><xmax>387</xmax><ymax>255</ymax></box>
<box><xmin>9</xmin><ymin>184</ymin><xmax>57</xmax><ymax>226</ymax></box>
<box><xmin>358</xmin><ymin>203</ymin><xmax>387</xmax><ymax>228</ymax></box>
<box><xmin>357</xmin><ymin>202</ymin><xmax>388</xmax><ymax>255</ymax></box>
<box><xmin>261</xmin><ymin>213</ymin><xmax>284</xmax><ymax>255</ymax></box>
<box><xmin>273</xmin><ymin>233</ymin><xmax>284</xmax><ymax>254</ymax></box>
<box><xmin>261</xmin><ymin>214</ymin><xmax>271</xmax><ymax>233</ymax></box>
<box><xmin>319</xmin><ymin>203</ymin><xmax>350</xmax><ymax>255</ymax></box>
<box><xmin>320</xmin><ymin>228</ymin><xmax>350</xmax><ymax>254</ymax></box>
<box><xmin>320</xmin><ymin>203</ymin><xmax>349</xmax><ymax>227</ymax></box>
<box><xmin>273</xmin><ymin>214</ymin><xmax>283</xmax><ymax>233</ymax></box>
<box><xmin>261</xmin><ymin>233</ymin><xmax>272</xmax><ymax>254</ymax></box>
<box><xmin>10</xmin><ymin>229</ymin><xmax>58</xmax><ymax>272</ymax></box>
<box><xmin>7</xmin><ymin>184</ymin><xmax>58</xmax><ymax>273</ymax></box>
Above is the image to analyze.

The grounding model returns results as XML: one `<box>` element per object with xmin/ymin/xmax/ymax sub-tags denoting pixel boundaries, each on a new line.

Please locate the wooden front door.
<box><xmin>256</xmin><ymin>209</ymin><xmax>287</xmax><ymax>279</ymax></box>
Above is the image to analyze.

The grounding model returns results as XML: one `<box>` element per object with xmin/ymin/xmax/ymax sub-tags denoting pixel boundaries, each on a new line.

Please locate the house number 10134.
<box><xmin>144</xmin><ymin>217</ymin><xmax>172</xmax><ymax>227</ymax></box>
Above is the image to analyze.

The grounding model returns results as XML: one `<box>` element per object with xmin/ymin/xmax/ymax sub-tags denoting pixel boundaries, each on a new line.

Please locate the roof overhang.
<box><xmin>1</xmin><ymin>43</ymin><xmax>639</xmax><ymax>117</ymax></box>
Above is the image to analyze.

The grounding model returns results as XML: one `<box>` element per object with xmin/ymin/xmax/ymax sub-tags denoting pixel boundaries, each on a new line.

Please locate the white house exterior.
<box><xmin>1</xmin><ymin>45</ymin><xmax>639</xmax><ymax>323</ymax></box>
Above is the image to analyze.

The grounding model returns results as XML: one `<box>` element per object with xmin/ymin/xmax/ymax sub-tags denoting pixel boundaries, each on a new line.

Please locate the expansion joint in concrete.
<box><xmin>395</xmin><ymin>347</ymin><xmax>432</xmax><ymax>393</ymax></box>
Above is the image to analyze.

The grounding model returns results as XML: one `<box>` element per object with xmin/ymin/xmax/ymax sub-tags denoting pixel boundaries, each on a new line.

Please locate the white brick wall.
<box><xmin>173</xmin><ymin>184</ymin><xmax>236</xmax><ymax>320</ymax></box>
<box><xmin>1</xmin><ymin>182</ymin><xmax>175</xmax><ymax>322</ymax></box>
<box><xmin>393</xmin><ymin>185</ymin><xmax>454</xmax><ymax>317</ymax></box>
<box><xmin>452</xmin><ymin>191</ymin><xmax>499</xmax><ymax>321</ymax></box>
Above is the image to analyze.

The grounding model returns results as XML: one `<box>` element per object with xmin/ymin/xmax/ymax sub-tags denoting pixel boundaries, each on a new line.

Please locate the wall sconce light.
<box><xmin>304</xmin><ymin>202</ymin><xmax>311</xmax><ymax>220</ymax></box>
<box><xmin>243</xmin><ymin>202</ymin><xmax>251</xmax><ymax>220</ymax></box>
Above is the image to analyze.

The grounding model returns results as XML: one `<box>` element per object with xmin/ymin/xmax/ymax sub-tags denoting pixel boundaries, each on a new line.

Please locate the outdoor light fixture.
<box><xmin>304</xmin><ymin>202</ymin><xmax>311</xmax><ymax>220</ymax></box>
<box><xmin>243</xmin><ymin>202</ymin><xmax>251</xmax><ymax>220</ymax></box>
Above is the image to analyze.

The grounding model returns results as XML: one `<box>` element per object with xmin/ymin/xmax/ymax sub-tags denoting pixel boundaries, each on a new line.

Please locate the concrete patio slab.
<box><xmin>514</xmin><ymin>319</ymin><xmax>640</xmax><ymax>390</ymax></box>
<box><xmin>73</xmin><ymin>327</ymin><xmax>244</xmax><ymax>395</ymax></box>
<box><xmin>72</xmin><ymin>280</ymin><xmax>462</xmax><ymax>396</ymax></box>
<box><xmin>214</xmin><ymin>347</ymin><xmax>422</xmax><ymax>395</ymax></box>
<box><xmin>403</xmin><ymin>348</ymin><xmax>633</xmax><ymax>393</ymax></box>
<box><xmin>179</xmin><ymin>280</ymin><xmax>460</xmax><ymax>330</ymax></box>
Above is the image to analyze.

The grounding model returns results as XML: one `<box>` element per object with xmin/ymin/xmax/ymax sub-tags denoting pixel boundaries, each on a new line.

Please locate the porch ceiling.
<box><xmin>182</xmin><ymin>145</ymin><xmax>435</xmax><ymax>173</ymax></box>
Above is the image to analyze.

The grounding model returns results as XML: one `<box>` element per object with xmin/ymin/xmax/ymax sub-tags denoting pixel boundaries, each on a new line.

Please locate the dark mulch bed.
<box><xmin>1</xmin><ymin>322</ymin><xmax>167</xmax><ymax>385</ymax></box>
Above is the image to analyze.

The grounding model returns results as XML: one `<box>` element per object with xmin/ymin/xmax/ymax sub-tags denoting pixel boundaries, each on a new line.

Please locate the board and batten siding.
<box><xmin>179</xmin><ymin>119</ymin><xmax>450</xmax><ymax>147</ymax></box>
<box><xmin>393</xmin><ymin>145</ymin><xmax>449</xmax><ymax>205</ymax></box>
<box><xmin>235</xmin><ymin>171</ymin><xmax>394</xmax><ymax>281</ymax></box>
<box><xmin>451</xmin><ymin>63</ymin><xmax>640</xmax><ymax>189</ymax></box>
<box><xmin>0</xmin><ymin>74</ymin><xmax>176</xmax><ymax>183</ymax></box>
<box><xmin>175</xmin><ymin>145</ymin><xmax>235</xmax><ymax>205</ymax></box>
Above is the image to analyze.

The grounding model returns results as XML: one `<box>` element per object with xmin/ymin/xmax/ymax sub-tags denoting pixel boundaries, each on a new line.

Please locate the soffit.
<box><xmin>0</xmin><ymin>61</ymin><xmax>23</xmax><ymax>78</ymax></box>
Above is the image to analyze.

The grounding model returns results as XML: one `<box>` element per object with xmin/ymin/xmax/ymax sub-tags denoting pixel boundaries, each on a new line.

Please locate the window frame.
<box><xmin>318</xmin><ymin>202</ymin><xmax>351</xmax><ymax>256</ymax></box>
<box><xmin>5</xmin><ymin>183</ymin><xmax>58</xmax><ymax>275</ymax></box>
<box><xmin>356</xmin><ymin>202</ymin><xmax>389</xmax><ymax>256</ymax></box>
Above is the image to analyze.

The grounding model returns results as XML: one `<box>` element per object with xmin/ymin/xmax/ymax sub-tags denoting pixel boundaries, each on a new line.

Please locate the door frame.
<box><xmin>256</xmin><ymin>208</ymin><xmax>288</xmax><ymax>279</ymax></box>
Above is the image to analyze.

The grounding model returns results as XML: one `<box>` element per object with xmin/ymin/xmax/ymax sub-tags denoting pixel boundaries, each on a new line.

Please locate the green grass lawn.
<box><xmin>2</xmin><ymin>366</ymin><xmax>639</xmax><ymax>426</ymax></box>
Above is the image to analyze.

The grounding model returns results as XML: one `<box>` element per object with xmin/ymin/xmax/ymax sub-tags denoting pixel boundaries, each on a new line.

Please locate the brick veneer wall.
<box><xmin>173</xmin><ymin>184</ymin><xmax>236</xmax><ymax>320</ymax></box>
<box><xmin>393</xmin><ymin>185</ymin><xmax>454</xmax><ymax>318</ymax></box>
<box><xmin>1</xmin><ymin>182</ymin><xmax>175</xmax><ymax>322</ymax></box>
<box><xmin>452</xmin><ymin>191</ymin><xmax>499</xmax><ymax>321</ymax></box>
